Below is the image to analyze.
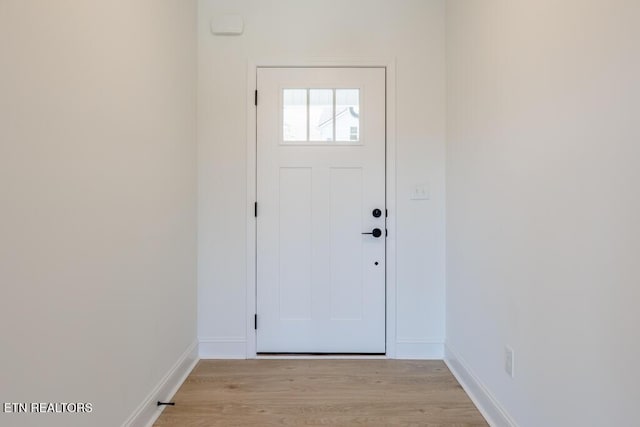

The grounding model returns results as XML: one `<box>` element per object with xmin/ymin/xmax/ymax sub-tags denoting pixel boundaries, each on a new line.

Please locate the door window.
<box><xmin>282</xmin><ymin>88</ymin><xmax>360</xmax><ymax>143</ymax></box>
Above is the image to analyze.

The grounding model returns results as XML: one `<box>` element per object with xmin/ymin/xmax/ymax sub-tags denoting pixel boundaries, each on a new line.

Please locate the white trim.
<box><xmin>257</xmin><ymin>355</ymin><xmax>388</xmax><ymax>360</ymax></box>
<box><xmin>384</xmin><ymin>60</ymin><xmax>398</xmax><ymax>358</ymax></box>
<box><xmin>199</xmin><ymin>337</ymin><xmax>247</xmax><ymax>359</ymax></box>
<box><xmin>444</xmin><ymin>344</ymin><xmax>518</xmax><ymax>427</ymax></box>
<box><xmin>246</xmin><ymin>57</ymin><xmax>398</xmax><ymax>359</ymax></box>
<box><xmin>395</xmin><ymin>339</ymin><xmax>444</xmax><ymax>359</ymax></box>
<box><xmin>246</xmin><ymin>60</ymin><xmax>258</xmax><ymax>359</ymax></box>
<box><xmin>122</xmin><ymin>340</ymin><xmax>199</xmax><ymax>427</ymax></box>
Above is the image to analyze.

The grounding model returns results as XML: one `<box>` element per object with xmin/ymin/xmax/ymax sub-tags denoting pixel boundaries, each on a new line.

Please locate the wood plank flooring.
<box><xmin>154</xmin><ymin>360</ymin><xmax>488</xmax><ymax>426</ymax></box>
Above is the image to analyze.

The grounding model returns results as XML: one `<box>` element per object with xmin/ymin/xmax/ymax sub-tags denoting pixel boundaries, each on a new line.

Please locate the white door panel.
<box><xmin>257</xmin><ymin>67</ymin><xmax>385</xmax><ymax>353</ymax></box>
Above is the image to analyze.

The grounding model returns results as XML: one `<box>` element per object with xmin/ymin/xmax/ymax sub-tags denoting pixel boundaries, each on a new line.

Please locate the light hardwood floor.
<box><xmin>154</xmin><ymin>360</ymin><xmax>488</xmax><ymax>426</ymax></box>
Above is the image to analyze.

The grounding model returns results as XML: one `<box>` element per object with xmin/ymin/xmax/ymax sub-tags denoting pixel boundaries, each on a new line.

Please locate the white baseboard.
<box><xmin>122</xmin><ymin>340</ymin><xmax>199</xmax><ymax>427</ymax></box>
<box><xmin>444</xmin><ymin>345</ymin><xmax>518</xmax><ymax>427</ymax></box>
<box><xmin>199</xmin><ymin>337</ymin><xmax>247</xmax><ymax>359</ymax></box>
<box><xmin>395</xmin><ymin>339</ymin><xmax>444</xmax><ymax>359</ymax></box>
<box><xmin>197</xmin><ymin>337</ymin><xmax>443</xmax><ymax>360</ymax></box>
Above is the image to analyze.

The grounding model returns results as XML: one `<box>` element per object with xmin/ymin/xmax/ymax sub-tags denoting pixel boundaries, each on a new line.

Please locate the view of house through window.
<box><xmin>283</xmin><ymin>88</ymin><xmax>360</xmax><ymax>142</ymax></box>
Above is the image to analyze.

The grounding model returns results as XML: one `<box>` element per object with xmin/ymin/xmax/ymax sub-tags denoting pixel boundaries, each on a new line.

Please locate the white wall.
<box><xmin>0</xmin><ymin>2</ymin><xmax>197</xmax><ymax>426</ymax></box>
<box><xmin>198</xmin><ymin>0</ymin><xmax>446</xmax><ymax>358</ymax></box>
<box><xmin>446</xmin><ymin>1</ymin><xmax>640</xmax><ymax>426</ymax></box>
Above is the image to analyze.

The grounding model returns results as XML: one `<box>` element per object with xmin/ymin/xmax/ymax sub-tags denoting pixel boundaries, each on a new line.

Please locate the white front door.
<box><xmin>256</xmin><ymin>67</ymin><xmax>386</xmax><ymax>353</ymax></box>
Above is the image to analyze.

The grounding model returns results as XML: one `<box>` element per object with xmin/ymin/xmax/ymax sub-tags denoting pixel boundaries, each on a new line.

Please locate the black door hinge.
<box><xmin>254</xmin><ymin>314</ymin><xmax>258</xmax><ymax>330</ymax></box>
<box><xmin>254</xmin><ymin>90</ymin><xmax>258</xmax><ymax>106</ymax></box>
<box><xmin>385</xmin><ymin>209</ymin><xmax>388</xmax><ymax>217</ymax></box>
<box><xmin>254</xmin><ymin>202</ymin><xmax>258</xmax><ymax>217</ymax></box>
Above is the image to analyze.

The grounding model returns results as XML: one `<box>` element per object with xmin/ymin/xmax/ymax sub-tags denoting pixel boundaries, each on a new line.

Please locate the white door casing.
<box><xmin>256</xmin><ymin>67</ymin><xmax>386</xmax><ymax>353</ymax></box>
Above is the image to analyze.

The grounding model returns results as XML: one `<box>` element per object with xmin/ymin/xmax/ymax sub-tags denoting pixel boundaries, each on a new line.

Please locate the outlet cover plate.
<box><xmin>505</xmin><ymin>345</ymin><xmax>515</xmax><ymax>378</ymax></box>
<box><xmin>410</xmin><ymin>184</ymin><xmax>430</xmax><ymax>200</ymax></box>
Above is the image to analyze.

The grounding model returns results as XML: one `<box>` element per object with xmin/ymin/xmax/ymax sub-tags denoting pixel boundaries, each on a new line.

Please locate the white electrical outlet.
<box><xmin>505</xmin><ymin>346</ymin><xmax>515</xmax><ymax>378</ymax></box>
<box><xmin>410</xmin><ymin>184</ymin><xmax>430</xmax><ymax>200</ymax></box>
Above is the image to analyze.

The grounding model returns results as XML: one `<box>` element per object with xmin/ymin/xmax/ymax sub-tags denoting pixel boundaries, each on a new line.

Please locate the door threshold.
<box><xmin>257</xmin><ymin>353</ymin><xmax>387</xmax><ymax>360</ymax></box>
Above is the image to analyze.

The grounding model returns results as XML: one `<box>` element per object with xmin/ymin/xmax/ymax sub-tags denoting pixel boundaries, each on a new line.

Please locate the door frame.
<box><xmin>246</xmin><ymin>58</ymin><xmax>398</xmax><ymax>358</ymax></box>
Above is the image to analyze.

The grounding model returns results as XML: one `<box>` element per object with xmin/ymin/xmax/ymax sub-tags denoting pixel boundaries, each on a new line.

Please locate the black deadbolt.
<box><xmin>372</xmin><ymin>208</ymin><xmax>382</xmax><ymax>218</ymax></box>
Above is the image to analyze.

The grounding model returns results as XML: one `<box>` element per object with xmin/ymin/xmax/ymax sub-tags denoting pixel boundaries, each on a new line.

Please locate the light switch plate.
<box><xmin>410</xmin><ymin>184</ymin><xmax>430</xmax><ymax>200</ymax></box>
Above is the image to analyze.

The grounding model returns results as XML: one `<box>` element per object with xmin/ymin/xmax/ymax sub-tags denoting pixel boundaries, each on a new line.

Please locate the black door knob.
<box><xmin>362</xmin><ymin>228</ymin><xmax>383</xmax><ymax>238</ymax></box>
<box><xmin>372</xmin><ymin>208</ymin><xmax>382</xmax><ymax>218</ymax></box>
